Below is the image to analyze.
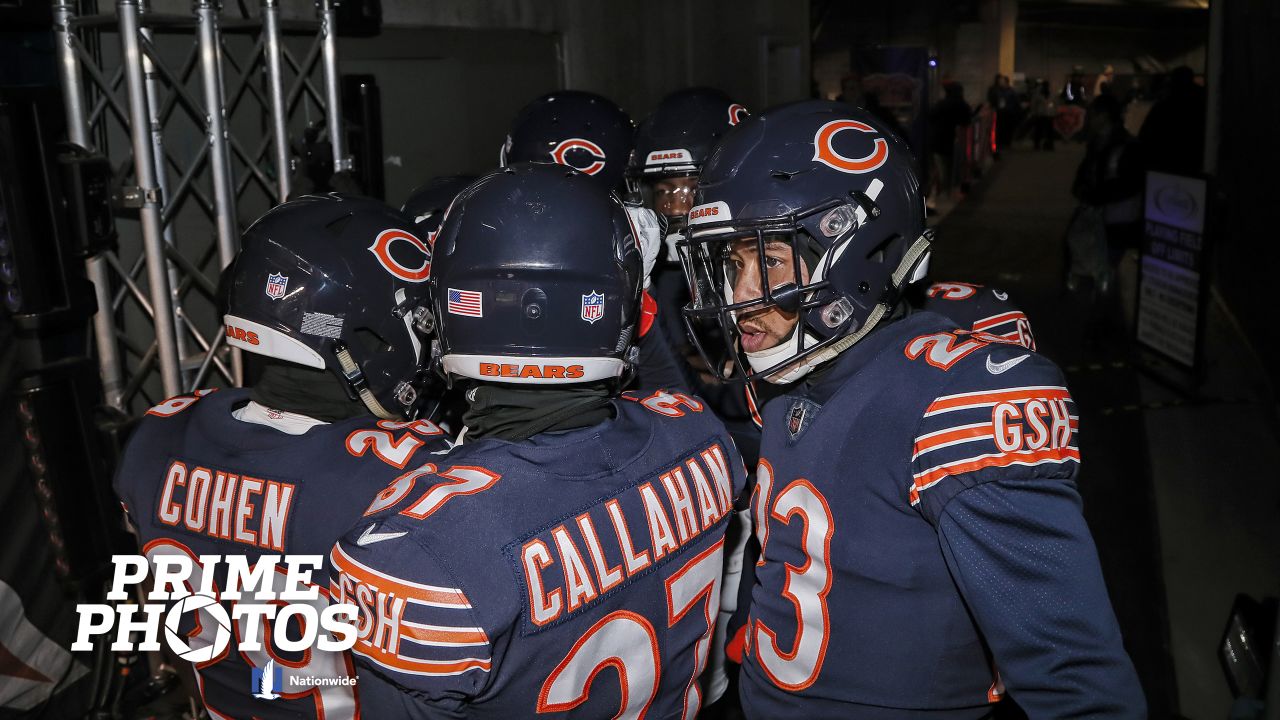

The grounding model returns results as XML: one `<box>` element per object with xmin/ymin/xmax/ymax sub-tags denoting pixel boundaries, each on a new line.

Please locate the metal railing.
<box><xmin>52</xmin><ymin>0</ymin><xmax>348</xmax><ymax>414</ymax></box>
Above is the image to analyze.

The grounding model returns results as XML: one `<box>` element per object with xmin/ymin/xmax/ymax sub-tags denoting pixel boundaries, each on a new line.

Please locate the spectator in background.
<box><xmin>1139</xmin><ymin>65</ymin><xmax>1206</xmax><ymax>176</ymax></box>
<box><xmin>986</xmin><ymin>74</ymin><xmax>1018</xmax><ymax>155</ymax></box>
<box><xmin>1067</xmin><ymin>93</ymin><xmax>1143</xmax><ymax>296</ymax></box>
<box><xmin>862</xmin><ymin>90</ymin><xmax>910</xmax><ymax>147</ymax></box>
<box><xmin>1030</xmin><ymin>79</ymin><xmax>1056</xmax><ymax>151</ymax></box>
<box><xmin>929</xmin><ymin>81</ymin><xmax>972</xmax><ymax>205</ymax></box>
<box><xmin>1092</xmin><ymin>64</ymin><xmax>1116</xmax><ymax>99</ymax></box>
<box><xmin>1062</xmin><ymin>66</ymin><xmax>1088</xmax><ymax>106</ymax></box>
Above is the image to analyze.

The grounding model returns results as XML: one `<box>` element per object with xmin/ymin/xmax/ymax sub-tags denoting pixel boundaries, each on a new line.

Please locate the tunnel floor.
<box><xmin>930</xmin><ymin>141</ymin><xmax>1280</xmax><ymax>719</ymax></box>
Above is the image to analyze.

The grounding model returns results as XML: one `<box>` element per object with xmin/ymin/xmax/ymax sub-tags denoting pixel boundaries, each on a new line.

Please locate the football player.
<box><xmin>501</xmin><ymin>90</ymin><xmax>683</xmax><ymax>392</ymax></box>
<box><xmin>628</xmin><ymin>88</ymin><xmax>752</xmax><ymax>393</ymax></box>
<box><xmin>113</xmin><ymin>195</ymin><xmax>452</xmax><ymax>719</ymax></box>
<box><xmin>402</xmin><ymin>174</ymin><xmax>480</xmax><ymax>430</ymax></box>
<box><xmin>680</xmin><ymin>101</ymin><xmax>1145</xmax><ymax>717</ymax></box>
<box><xmin>329</xmin><ymin>163</ymin><xmax>747</xmax><ymax>718</ymax></box>
<box><xmin>919</xmin><ymin>280</ymin><xmax>1037</xmax><ymax>350</ymax></box>
<box><xmin>629</xmin><ymin>87</ymin><xmax>749</xmax><ymax>287</ymax></box>
<box><xmin>500</xmin><ymin>90</ymin><xmax>634</xmax><ymax>193</ymax></box>
<box><xmin>403</xmin><ymin>174</ymin><xmax>476</xmax><ymax>235</ymax></box>
<box><xmin>731</xmin><ymin>279</ymin><xmax>1040</xmax><ymax>460</ymax></box>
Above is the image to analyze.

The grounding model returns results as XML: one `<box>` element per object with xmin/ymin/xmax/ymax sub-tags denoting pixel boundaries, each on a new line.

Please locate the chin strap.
<box><xmin>746</xmin><ymin>328</ymin><xmax>820</xmax><ymax>384</ymax></box>
<box><xmin>334</xmin><ymin>344</ymin><xmax>399</xmax><ymax>421</ymax></box>
<box><xmin>755</xmin><ymin>232</ymin><xmax>933</xmax><ymax>384</ymax></box>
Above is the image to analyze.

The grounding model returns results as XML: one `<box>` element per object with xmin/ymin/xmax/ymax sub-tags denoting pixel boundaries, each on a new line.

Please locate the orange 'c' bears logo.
<box><xmin>368</xmin><ymin>228</ymin><xmax>431</xmax><ymax>283</ymax></box>
<box><xmin>727</xmin><ymin>103</ymin><xmax>749</xmax><ymax>126</ymax></box>
<box><xmin>812</xmin><ymin>119</ymin><xmax>889</xmax><ymax>174</ymax></box>
<box><xmin>549</xmin><ymin>138</ymin><xmax>607</xmax><ymax>176</ymax></box>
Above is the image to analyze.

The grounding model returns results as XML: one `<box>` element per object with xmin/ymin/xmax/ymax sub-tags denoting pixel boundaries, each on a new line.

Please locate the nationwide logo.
<box><xmin>251</xmin><ymin>658</ymin><xmax>283</xmax><ymax>700</ymax></box>
<box><xmin>249</xmin><ymin>658</ymin><xmax>357</xmax><ymax>699</ymax></box>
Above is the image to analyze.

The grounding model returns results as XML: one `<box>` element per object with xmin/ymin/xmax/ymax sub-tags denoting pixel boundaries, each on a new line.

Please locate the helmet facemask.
<box><xmin>681</xmin><ymin>190</ymin><xmax>932</xmax><ymax>384</ymax></box>
<box><xmin>639</xmin><ymin>173</ymin><xmax>698</xmax><ymax>263</ymax></box>
<box><xmin>329</xmin><ymin>288</ymin><xmax>437</xmax><ymax>421</ymax></box>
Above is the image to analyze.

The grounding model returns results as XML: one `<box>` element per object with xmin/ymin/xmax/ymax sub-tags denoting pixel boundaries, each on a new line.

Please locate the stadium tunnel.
<box><xmin>0</xmin><ymin>0</ymin><xmax>1276</xmax><ymax>717</ymax></box>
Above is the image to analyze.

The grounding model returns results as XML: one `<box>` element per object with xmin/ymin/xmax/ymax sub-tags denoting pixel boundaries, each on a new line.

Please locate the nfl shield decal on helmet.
<box><xmin>581</xmin><ymin>291</ymin><xmax>605</xmax><ymax>324</ymax></box>
<box><xmin>264</xmin><ymin>273</ymin><xmax>288</xmax><ymax>300</ymax></box>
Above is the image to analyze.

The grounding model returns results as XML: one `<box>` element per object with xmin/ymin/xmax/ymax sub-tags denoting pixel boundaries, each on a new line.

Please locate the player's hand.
<box><xmin>683</xmin><ymin>347</ymin><xmax>724</xmax><ymax>386</ymax></box>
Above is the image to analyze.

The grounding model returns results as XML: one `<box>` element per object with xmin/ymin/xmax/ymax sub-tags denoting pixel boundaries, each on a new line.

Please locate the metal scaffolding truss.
<box><xmin>52</xmin><ymin>0</ymin><xmax>349</xmax><ymax>414</ymax></box>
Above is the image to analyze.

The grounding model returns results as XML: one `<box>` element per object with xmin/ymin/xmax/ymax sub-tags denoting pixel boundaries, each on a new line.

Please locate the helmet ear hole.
<box><xmin>865</xmin><ymin>235</ymin><xmax>897</xmax><ymax>262</ymax></box>
<box><xmin>325</xmin><ymin>213</ymin><xmax>354</xmax><ymax>237</ymax></box>
<box><xmin>353</xmin><ymin>327</ymin><xmax>391</xmax><ymax>355</ymax></box>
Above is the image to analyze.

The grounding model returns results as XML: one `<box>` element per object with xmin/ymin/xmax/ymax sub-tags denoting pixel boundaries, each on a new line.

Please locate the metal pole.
<box><xmin>194</xmin><ymin>0</ymin><xmax>239</xmax><ymax>270</ymax></box>
<box><xmin>1265</xmin><ymin>600</ymin><xmax>1280</xmax><ymax>720</ymax></box>
<box><xmin>140</xmin><ymin>0</ymin><xmax>194</xmax><ymax>385</ymax></box>
<box><xmin>194</xmin><ymin>0</ymin><xmax>242</xmax><ymax>385</ymax></box>
<box><xmin>118</xmin><ymin>0</ymin><xmax>183</xmax><ymax>396</ymax></box>
<box><xmin>262</xmin><ymin>0</ymin><xmax>291</xmax><ymax>202</ymax></box>
<box><xmin>53</xmin><ymin>0</ymin><xmax>127</xmax><ymax>409</ymax></box>
<box><xmin>1203</xmin><ymin>0</ymin><xmax>1223</xmax><ymax>177</ymax></box>
<box><xmin>317</xmin><ymin>0</ymin><xmax>350</xmax><ymax>172</ymax></box>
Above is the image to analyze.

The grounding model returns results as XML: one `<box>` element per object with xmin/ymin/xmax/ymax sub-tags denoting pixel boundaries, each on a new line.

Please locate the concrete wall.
<box><xmin>340</xmin><ymin>0</ymin><xmax>810</xmax><ymax>202</ymax></box>
<box><xmin>339</xmin><ymin>27</ymin><xmax>561</xmax><ymax>201</ymax></box>
<box><xmin>1213</xmin><ymin>0</ymin><xmax>1280</xmax><ymax>392</ymax></box>
<box><xmin>372</xmin><ymin>0</ymin><xmax>811</xmax><ymax>115</ymax></box>
<box><xmin>123</xmin><ymin>0</ymin><xmax>809</xmax><ymax>202</ymax></box>
<box><xmin>1016</xmin><ymin>21</ymin><xmax>1206</xmax><ymax>89</ymax></box>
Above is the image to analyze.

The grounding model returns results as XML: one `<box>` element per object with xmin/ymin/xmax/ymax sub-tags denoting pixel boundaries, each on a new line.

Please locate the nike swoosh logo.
<box><xmin>986</xmin><ymin>354</ymin><xmax>1030</xmax><ymax>375</ymax></box>
<box><xmin>992</xmin><ymin>290</ymin><xmax>1009</xmax><ymax>301</ymax></box>
<box><xmin>356</xmin><ymin>525</ymin><xmax>407</xmax><ymax>547</ymax></box>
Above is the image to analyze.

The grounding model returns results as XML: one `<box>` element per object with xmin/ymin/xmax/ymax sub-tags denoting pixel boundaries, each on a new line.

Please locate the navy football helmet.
<box><xmin>402</xmin><ymin>175</ymin><xmax>475</xmax><ymax>235</ymax></box>
<box><xmin>224</xmin><ymin>194</ymin><xmax>436</xmax><ymax>418</ymax></box>
<box><xmin>500</xmin><ymin>91</ymin><xmax>634</xmax><ymax>191</ymax></box>
<box><xmin>629</xmin><ymin>87</ymin><xmax>748</xmax><ymax>184</ymax></box>
<box><xmin>681</xmin><ymin>100</ymin><xmax>933</xmax><ymax>384</ymax></box>
<box><xmin>630</xmin><ymin>88</ymin><xmax>748</xmax><ymax>260</ymax></box>
<box><xmin>429</xmin><ymin>163</ymin><xmax>643</xmax><ymax>386</ymax></box>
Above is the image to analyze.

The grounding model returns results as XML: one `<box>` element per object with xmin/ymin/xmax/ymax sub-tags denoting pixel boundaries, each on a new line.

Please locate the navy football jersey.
<box><xmin>329</xmin><ymin>390</ymin><xmax>747</xmax><ymax>719</ymax></box>
<box><xmin>738</xmin><ymin>283</ymin><xmax>1036</xmax><ymax>439</ymax></box>
<box><xmin>738</xmin><ymin>312</ymin><xmax>1143</xmax><ymax>718</ymax></box>
<box><xmin>113</xmin><ymin>388</ymin><xmax>452</xmax><ymax>720</ymax></box>
<box><xmin>922</xmin><ymin>281</ymin><xmax>1036</xmax><ymax>350</ymax></box>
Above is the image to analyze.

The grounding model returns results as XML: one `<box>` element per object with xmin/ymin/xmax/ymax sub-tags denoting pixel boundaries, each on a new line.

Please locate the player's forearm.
<box><xmin>937</xmin><ymin>479</ymin><xmax>1146</xmax><ymax>718</ymax></box>
<box><xmin>633</xmin><ymin>319</ymin><xmax>695</xmax><ymax>392</ymax></box>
